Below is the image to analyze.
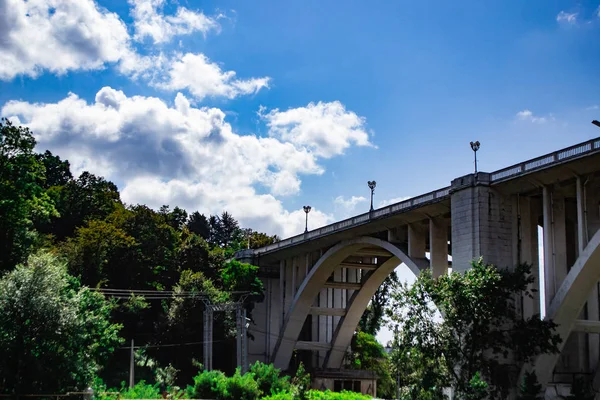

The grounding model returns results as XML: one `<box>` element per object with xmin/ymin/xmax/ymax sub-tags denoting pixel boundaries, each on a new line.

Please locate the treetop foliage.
<box><xmin>387</xmin><ymin>258</ymin><xmax>561</xmax><ymax>400</ymax></box>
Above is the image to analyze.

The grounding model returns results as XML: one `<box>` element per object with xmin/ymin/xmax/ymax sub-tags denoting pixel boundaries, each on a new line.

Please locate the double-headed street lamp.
<box><xmin>470</xmin><ymin>141</ymin><xmax>480</xmax><ymax>173</ymax></box>
<box><xmin>368</xmin><ymin>181</ymin><xmax>376</xmax><ymax>212</ymax></box>
<box><xmin>303</xmin><ymin>205</ymin><xmax>311</xmax><ymax>233</ymax></box>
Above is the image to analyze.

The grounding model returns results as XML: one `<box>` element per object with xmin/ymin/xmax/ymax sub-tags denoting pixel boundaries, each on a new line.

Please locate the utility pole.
<box><xmin>129</xmin><ymin>339</ymin><xmax>135</xmax><ymax>388</ymax></box>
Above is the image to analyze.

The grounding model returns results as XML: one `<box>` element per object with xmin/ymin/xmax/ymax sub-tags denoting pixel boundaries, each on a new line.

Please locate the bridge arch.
<box><xmin>271</xmin><ymin>236</ymin><xmax>428</xmax><ymax>370</ymax></box>
<box><xmin>524</xmin><ymin>229</ymin><xmax>600</xmax><ymax>388</ymax></box>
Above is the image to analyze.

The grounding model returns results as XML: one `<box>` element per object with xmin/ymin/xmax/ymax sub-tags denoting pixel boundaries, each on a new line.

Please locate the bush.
<box><xmin>223</xmin><ymin>369</ymin><xmax>261</xmax><ymax>400</ymax></box>
<box><xmin>249</xmin><ymin>361</ymin><xmax>291</xmax><ymax>396</ymax></box>
<box><xmin>263</xmin><ymin>390</ymin><xmax>371</xmax><ymax>400</ymax></box>
<box><xmin>186</xmin><ymin>370</ymin><xmax>227</xmax><ymax>399</ymax></box>
<box><xmin>120</xmin><ymin>381</ymin><xmax>163</xmax><ymax>399</ymax></box>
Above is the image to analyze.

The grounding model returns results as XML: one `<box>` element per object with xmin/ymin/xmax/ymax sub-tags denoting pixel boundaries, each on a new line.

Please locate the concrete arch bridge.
<box><xmin>236</xmin><ymin>136</ymin><xmax>600</xmax><ymax>396</ymax></box>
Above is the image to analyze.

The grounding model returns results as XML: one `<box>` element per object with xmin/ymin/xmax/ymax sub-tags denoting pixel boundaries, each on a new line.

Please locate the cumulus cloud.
<box><xmin>516</xmin><ymin>109</ymin><xmax>551</xmax><ymax>124</ymax></box>
<box><xmin>0</xmin><ymin>88</ymin><xmax>360</xmax><ymax>236</ymax></box>
<box><xmin>156</xmin><ymin>53</ymin><xmax>270</xmax><ymax>100</ymax></box>
<box><xmin>0</xmin><ymin>0</ymin><xmax>133</xmax><ymax>80</ymax></box>
<box><xmin>261</xmin><ymin>101</ymin><xmax>374</xmax><ymax>158</ymax></box>
<box><xmin>556</xmin><ymin>11</ymin><xmax>578</xmax><ymax>24</ymax></box>
<box><xmin>334</xmin><ymin>195</ymin><xmax>367</xmax><ymax>216</ymax></box>
<box><xmin>129</xmin><ymin>0</ymin><xmax>220</xmax><ymax>44</ymax></box>
<box><xmin>378</xmin><ymin>196</ymin><xmax>411</xmax><ymax>208</ymax></box>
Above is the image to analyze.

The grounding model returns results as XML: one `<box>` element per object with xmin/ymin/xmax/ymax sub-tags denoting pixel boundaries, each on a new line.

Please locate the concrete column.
<box><xmin>280</xmin><ymin>260</ymin><xmax>285</xmax><ymax>329</ymax></box>
<box><xmin>513</xmin><ymin>196</ymin><xmax>540</xmax><ymax>319</ymax></box>
<box><xmin>543</xmin><ymin>187</ymin><xmax>568</xmax><ymax>309</ymax></box>
<box><xmin>292</xmin><ymin>257</ymin><xmax>297</xmax><ymax>299</ymax></box>
<box><xmin>408</xmin><ymin>223</ymin><xmax>426</xmax><ymax>258</ymax></box>
<box><xmin>286</xmin><ymin>258</ymin><xmax>294</xmax><ymax>314</ymax></box>
<box><xmin>429</xmin><ymin>218</ymin><xmax>448</xmax><ymax>278</ymax></box>
<box><xmin>450</xmin><ymin>173</ymin><xmax>513</xmax><ymax>272</ymax></box>
<box><xmin>334</xmin><ymin>268</ymin><xmax>343</xmax><ymax>328</ymax></box>
<box><xmin>579</xmin><ymin>177</ymin><xmax>600</xmax><ymax>372</ymax></box>
<box><xmin>542</xmin><ymin>186</ymin><xmax>554</xmax><ymax>311</ymax></box>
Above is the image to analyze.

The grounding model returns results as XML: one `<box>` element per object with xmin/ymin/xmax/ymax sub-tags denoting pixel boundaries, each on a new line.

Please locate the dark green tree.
<box><xmin>49</xmin><ymin>171</ymin><xmax>121</xmax><ymax>239</ymax></box>
<box><xmin>35</xmin><ymin>150</ymin><xmax>72</xmax><ymax>188</ymax></box>
<box><xmin>0</xmin><ymin>118</ymin><xmax>57</xmax><ymax>270</ymax></box>
<box><xmin>348</xmin><ymin>331</ymin><xmax>395</xmax><ymax>398</ymax></box>
<box><xmin>187</xmin><ymin>211</ymin><xmax>210</xmax><ymax>239</ymax></box>
<box><xmin>0</xmin><ymin>251</ymin><xmax>122</xmax><ymax>396</ymax></box>
<box><xmin>517</xmin><ymin>372</ymin><xmax>543</xmax><ymax>400</ymax></box>
<box><xmin>387</xmin><ymin>260</ymin><xmax>561</xmax><ymax>399</ymax></box>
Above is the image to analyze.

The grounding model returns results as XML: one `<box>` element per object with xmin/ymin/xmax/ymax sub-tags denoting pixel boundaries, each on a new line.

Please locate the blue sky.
<box><xmin>1</xmin><ymin>0</ymin><xmax>600</xmax><ymax>239</ymax></box>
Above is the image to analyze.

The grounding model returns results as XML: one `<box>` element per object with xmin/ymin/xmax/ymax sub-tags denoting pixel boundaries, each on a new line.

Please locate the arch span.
<box><xmin>524</xmin><ymin>229</ymin><xmax>600</xmax><ymax>388</ymax></box>
<box><xmin>270</xmin><ymin>236</ymin><xmax>427</xmax><ymax>370</ymax></box>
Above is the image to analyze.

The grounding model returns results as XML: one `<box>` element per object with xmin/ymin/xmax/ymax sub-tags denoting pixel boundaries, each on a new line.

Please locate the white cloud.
<box><xmin>0</xmin><ymin>87</ymin><xmax>361</xmax><ymax>237</ymax></box>
<box><xmin>586</xmin><ymin>105</ymin><xmax>599</xmax><ymax>110</ymax></box>
<box><xmin>516</xmin><ymin>109</ymin><xmax>550</xmax><ymax>124</ymax></box>
<box><xmin>556</xmin><ymin>11</ymin><xmax>578</xmax><ymax>24</ymax></box>
<box><xmin>597</xmin><ymin>5</ymin><xmax>600</xmax><ymax>17</ymax></box>
<box><xmin>156</xmin><ymin>53</ymin><xmax>270</xmax><ymax>100</ymax></box>
<box><xmin>334</xmin><ymin>195</ymin><xmax>367</xmax><ymax>216</ymax></box>
<box><xmin>261</xmin><ymin>101</ymin><xmax>374</xmax><ymax>158</ymax></box>
<box><xmin>0</xmin><ymin>0</ymin><xmax>133</xmax><ymax>80</ymax></box>
<box><xmin>129</xmin><ymin>0</ymin><xmax>220</xmax><ymax>44</ymax></box>
<box><xmin>378</xmin><ymin>196</ymin><xmax>411</xmax><ymax>208</ymax></box>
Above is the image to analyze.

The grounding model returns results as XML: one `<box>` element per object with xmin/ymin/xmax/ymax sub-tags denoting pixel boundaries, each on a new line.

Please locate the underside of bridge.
<box><xmin>238</xmin><ymin>138</ymin><xmax>600</xmax><ymax>397</ymax></box>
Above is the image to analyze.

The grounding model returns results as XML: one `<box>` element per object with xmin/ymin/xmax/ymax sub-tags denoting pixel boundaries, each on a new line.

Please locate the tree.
<box><xmin>386</xmin><ymin>259</ymin><xmax>561</xmax><ymax>399</ymax></box>
<box><xmin>347</xmin><ymin>331</ymin><xmax>395</xmax><ymax>398</ymax></box>
<box><xmin>359</xmin><ymin>271</ymin><xmax>398</xmax><ymax>336</ymax></box>
<box><xmin>35</xmin><ymin>150</ymin><xmax>72</xmax><ymax>188</ymax></box>
<box><xmin>0</xmin><ymin>251</ymin><xmax>122</xmax><ymax>396</ymax></box>
<box><xmin>188</xmin><ymin>211</ymin><xmax>210</xmax><ymax>239</ymax></box>
<box><xmin>49</xmin><ymin>171</ymin><xmax>121</xmax><ymax>239</ymax></box>
<box><xmin>0</xmin><ymin>119</ymin><xmax>57</xmax><ymax>270</ymax></box>
<box><xmin>517</xmin><ymin>372</ymin><xmax>543</xmax><ymax>400</ymax></box>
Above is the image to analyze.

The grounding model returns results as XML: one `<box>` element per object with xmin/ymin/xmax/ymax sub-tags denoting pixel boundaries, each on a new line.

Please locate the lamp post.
<box><xmin>470</xmin><ymin>141</ymin><xmax>480</xmax><ymax>173</ymax></box>
<box><xmin>303</xmin><ymin>205</ymin><xmax>311</xmax><ymax>233</ymax></box>
<box><xmin>592</xmin><ymin>120</ymin><xmax>600</xmax><ymax>128</ymax></box>
<box><xmin>368</xmin><ymin>181</ymin><xmax>376</xmax><ymax>212</ymax></box>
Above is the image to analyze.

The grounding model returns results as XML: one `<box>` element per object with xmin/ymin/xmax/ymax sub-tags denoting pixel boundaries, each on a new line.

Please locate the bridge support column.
<box><xmin>542</xmin><ymin>186</ymin><xmax>568</xmax><ymax>310</ymax></box>
<box><xmin>578</xmin><ymin>177</ymin><xmax>599</xmax><ymax>373</ymax></box>
<box><xmin>429</xmin><ymin>218</ymin><xmax>448</xmax><ymax>278</ymax></box>
<box><xmin>408</xmin><ymin>223</ymin><xmax>426</xmax><ymax>258</ymax></box>
<box><xmin>512</xmin><ymin>195</ymin><xmax>540</xmax><ymax>319</ymax></box>
<box><xmin>450</xmin><ymin>172</ymin><xmax>513</xmax><ymax>272</ymax></box>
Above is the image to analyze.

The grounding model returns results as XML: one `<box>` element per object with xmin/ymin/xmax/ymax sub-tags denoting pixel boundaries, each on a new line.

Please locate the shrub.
<box><xmin>249</xmin><ymin>361</ymin><xmax>291</xmax><ymax>396</ymax></box>
<box><xmin>119</xmin><ymin>381</ymin><xmax>162</xmax><ymax>399</ymax></box>
<box><xmin>186</xmin><ymin>370</ymin><xmax>227</xmax><ymax>399</ymax></box>
<box><xmin>223</xmin><ymin>369</ymin><xmax>261</xmax><ymax>400</ymax></box>
<box><xmin>263</xmin><ymin>390</ymin><xmax>371</xmax><ymax>400</ymax></box>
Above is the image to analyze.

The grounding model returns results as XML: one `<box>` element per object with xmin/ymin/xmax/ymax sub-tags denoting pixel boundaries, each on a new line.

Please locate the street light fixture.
<box><xmin>592</xmin><ymin>120</ymin><xmax>600</xmax><ymax>128</ymax></box>
<box><xmin>303</xmin><ymin>205</ymin><xmax>311</xmax><ymax>233</ymax></box>
<box><xmin>470</xmin><ymin>141</ymin><xmax>481</xmax><ymax>173</ymax></box>
<box><xmin>368</xmin><ymin>181</ymin><xmax>377</xmax><ymax>211</ymax></box>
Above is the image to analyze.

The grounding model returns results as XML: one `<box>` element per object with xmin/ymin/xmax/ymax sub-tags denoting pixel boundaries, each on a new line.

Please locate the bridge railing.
<box><xmin>254</xmin><ymin>136</ymin><xmax>600</xmax><ymax>256</ymax></box>
<box><xmin>490</xmin><ymin>138</ymin><xmax>600</xmax><ymax>183</ymax></box>
<box><xmin>255</xmin><ymin>186</ymin><xmax>451</xmax><ymax>255</ymax></box>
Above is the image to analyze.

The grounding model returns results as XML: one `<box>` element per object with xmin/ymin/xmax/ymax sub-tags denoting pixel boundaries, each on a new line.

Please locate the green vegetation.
<box><xmin>386</xmin><ymin>259</ymin><xmax>561</xmax><ymax>400</ymax></box>
<box><xmin>0</xmin><ymin>119</ymin><xmax>276</xmax><ymax>395</ymax></box>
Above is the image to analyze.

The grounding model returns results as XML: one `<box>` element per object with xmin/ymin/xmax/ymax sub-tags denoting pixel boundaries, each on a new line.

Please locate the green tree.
<box><xmin>0</xmin><ymin>119</ymin><xmax>57</xmax><ymax>270</ymax></box>
<box><xmin>50</xmin><ymin>171</ymin><xmax>121</xmax><ymax>239</ymax></box>
<box><xmin>0</xmin><ymin>251</ymin><xmax>122</xmax><ymax>396</ymax></box>
<box><xmin>35</xmin><ymin>150</ymin><xmax>72</xmax><ymax>188</ymax></box>
<box><xmin>347</xmin><ymin>331</ymin><xmax>395</xmax><ymax>398</ymax></box>
<box><xmin>387</xmin><ymin>260</ymin><xmax>561</xmax><ymax>399</ymax></box>
<box><xmin>188</xmin><ymin>211</ymin><xmax>210</xmax><ymax>239</ymax></box>
<box><xmin>517</xmin><ymin>372</ymin><xmax>543</xmax><ymax>400</ymax></box>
